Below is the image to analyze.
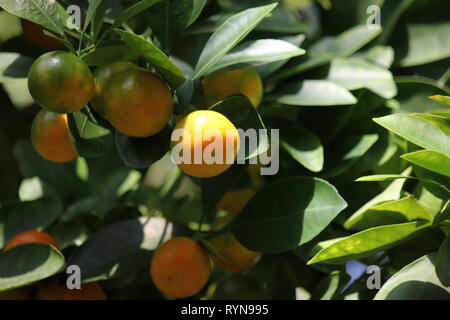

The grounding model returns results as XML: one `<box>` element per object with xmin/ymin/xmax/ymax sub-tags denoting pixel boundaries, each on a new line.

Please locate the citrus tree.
<box><xmin>0</xmin><ymin>0</ymin><xmax>449</xmax><ymax>300</ymax></box>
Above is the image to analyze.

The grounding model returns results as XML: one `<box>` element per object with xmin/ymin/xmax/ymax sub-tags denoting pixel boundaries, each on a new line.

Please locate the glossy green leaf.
<box><xmin>269</xmin><ymin>80</ymin><xmax>357</xmax><ymax>106</ymax></box>
<box><xmin>115</xmin><ymin>29</ymin><xmax>185</xmax><ymax>88</ymax></box>
<box><xmin>82</xmin><ymin>45</ymin><xmax>138</xmax><ymax>66</ymax></box>
<box><xmin>67</xmin><ymin>217</ymin><xmax>173</xmax><ymax>282</ymax></box>
<box><xmin>400</xmin><ymin>23</ymin><xmax>450</xmax><ymax>67</ymax></box>
<box><xmin>209</xmin><ymin>95</ymin><xmax>268</xmax><ymax>160</ymax></box>
<box><xmin>115</xmin><ymin>127</ymin><xmax>171</xmax><ymax>169</ymax></box>
<box><xmin>231</xmin><ymin>177</ymin><xmax>347</xmax><ymax>253</ymax></box>
<box><xmin>208</xmin><ymin>39</ymin><xmax>305</xmax><ymax>74</ymax></box>
<box><xmin>311</xmin><ymin>270</ymin><xmax>351</xmax><ymax>300</ymax></box>
<box><xmin>433</xmin><ymin>200</ymin><xmax>450</xmax><ymax>227</ymax></box>
<box><xmin>268</xmin><ymin>119</ymin><xmax>323</xmax><ymax>172</ymax></box>
<box><xmin>0</xmin><ymin>198</ymin><xmax>63</xmax><ymax>248</ymax></box>
<box><xmin>364</xmin><ymin>45</ymin><xmax>394</xmax><ymax>69</ymax></box>
<box><xmin>147</xmin><ymin>0</ymin><xmax>196</xmax><ymax>51</ymax></box>
<box><xmin>344</xmin><ymin>196</ymin><xmax>433</xmax><ymax>231</ymax></box>
<box><xmin>0</xmin><ymin>244</ymin><xmax>64</xmax><ymax>291</ymax></box>
<box><xmin>430</xmin><ymin>95</ymin><xmax>450</xmax><ymax>107</ymax></box>
<box><xmin>344</xmin><ymin>167</ymin><xmax>412</xmax><ymax>229</ymax></box>
<box><xmin>402</xmin><ymin>150</ymin><xmax>450</xmax><ymax>177</ymax></box>
<box><xmin>374</xmin><ymin>253</ymin><xmax>450</xmax><ymax>300</ymax></box>
<box><xmin>327</xmin><ymin>58</ymin><xmax>397</xmax><ymax>99</ymax></box>
<box><xmin>188</xmin><ymin>0</ymin><xmax>207</xmax><ymax>26</ymax></box>
<box><xmin>67</xmin><ymin>107</ymin><xmax>114</xmax><ymax>158</ymax></box>
<box><xmin>0</xmin><ymin>11</ymin><xmax>21</xmax><ymax>43</ymax></box>
<box><xmin>0</xmin><ymin>53</ymin><xmax>34</xmax><ymax>82</ymax></box>
<box><xmin>373</xmin><ymin>114</ymin><xmax>450</xmax><ymax>156</ymax></box>
<box><xmin>0</xmin><ymin>0</ymin><xmax>67</xmax><ymax>34</ymax></box>
<box><xmin>307</xmin><ymin>221</ymin><xmax>430</xmax><ymax>265</ymax></box>
<box><xmin>273</xmin><ymin>25</ymin><xmax>381</xmax><ymax>80</ymax></box>
<box><xmin>193</xmin><ymin>3</ymin><xmax>278</xmax><ymax>79</ymax></box>
<box><xmin>83</xmin><ymin>0</ymin><xmax>104</xmax><ymax>33</ymax></box>
<box><xmin>435</xmin><ymin>234</ymin><xmax>450</xmax><ymax>286</ymax></box>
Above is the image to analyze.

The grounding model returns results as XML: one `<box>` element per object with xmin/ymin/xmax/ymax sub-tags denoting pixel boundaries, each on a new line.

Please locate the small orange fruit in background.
<box><xmin>202</xmin><ymin>68</ymin><xmax>263</xmax><ymax>108</ymax></box>
<box><xmin>21</xmin><ymin>19</ymin><xmax>65</xmax><ymax>50</ymax></box>
<box><xmin>4</xmin><ymin>230</ymin><xmax>58</xmax><ymax>251</ymax></box>
<box><xmin>150</xmin><ymin>237</ymin><xmax>211</xmax><ymax>298</ymax></box>
<box><xmin>31</xmin><ymin>110</ymin><xmax>77</xmax><ymax>163</ymax></box>
<box><xmin>217</xmin><ymin>188</ymin><xmax>256</xmax><ymax>215</ymax></box>
<box><xmin>209</xmin><ymin>232</ymin><xmax>260</xmax><ymax>273</ymax></box>
<box><xmin>0</xmin><ymin>287</ymin><xmax>32</xmax><ymax>300</ymax></box>
<box><xmin>102</xmin><ymin>67</ymin><xmax>173</xmax><ymax>137</ymax></box>
<box><xmin>171</xmin><ymin>110</ymin><xmax>240</xmax><ymax>178</ymax></box>
<box><xmin>36</xmin><ymin>279</ymin><xmax>107</xmax><ymax>300</ymax></box>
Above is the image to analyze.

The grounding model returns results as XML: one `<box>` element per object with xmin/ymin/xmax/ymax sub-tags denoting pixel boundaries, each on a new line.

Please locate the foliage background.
<box><xmin>0</xmin><ymin>0</ymin><xmax>449</xmax><ymax>300</ymax></box>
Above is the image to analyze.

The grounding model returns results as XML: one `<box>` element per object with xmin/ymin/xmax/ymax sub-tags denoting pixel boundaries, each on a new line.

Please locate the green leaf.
<box><xmin>269</xmin><ymin>80</ymin><xmax>357</xmax><ymax>106</ymax></box>
<box><xmin>115</xmin><ymin>127</ymin><xmax>171</xmax><ymax>169</ymax></box>
<box><xmin>67</xmin><ymin>217</ymin><xmax>172</xmax><ymax>282</ymax></box>
<box><xmin>402</xmin><ymin>150</ymin><xmax>450</xmax><ymax>177</ymax></box>
<box><xmin>0</xmin><ymin>53</ymin><xmax>34</xmax><ymax>83</ymax></box>
<box><xmin>0</xmin><ymin>198</ymin><xmax>63</xmax><ymax>248</ymax></box>
<box><xmin>82</xmin><ymin>45</ymin><xmax>138</xmax><ymax>66</ymax></box>
<box><xmin>311</xmin><ymin>270</ymin><xmax>351</xmax><ymax>300</ymax></box>
<box><xmin>0</xmin><ymin>11</ymin><xmax>22</xmax><ymax>43</ymax></box>
<box><xmin>364</xmin><ymin>45</ymin><xmax>394</xmax><ymax>69</ymax></box>
<box><xmin>268</xmin><ymin>118</ymin><xmax>323</xmax><ymax>172</ymax></box>
<box><xmin>344</xmin><ymin>167</ymin><xmax>412</xmax><ymax>229</ymax></box>
<box><xmin>321</xmin><ymin>134</ymin><xmax>379</xmax><ymax>178</ymax></box>
<box><xmin>400</xmin><ymin>23</ymin><xmax>450</xmax><ymax>67</ymax></box>
<box><xmin>327</xmin><ymin>58</ymin><xmax>397</xmax><ymax>99</ymax></box>
<box><xmin>67</xmin><ymin>107</ymin><xmax>114</xmax><ymax>158</ymax></box>
<box><xmin>208</xmin><ymin>39</ymin><xmax>305</xmax><ymax>74</ymax></box>
<box><xmin>193</xmin><ymin>3</ymin><xmax>278</xmax><ymax>79</ymax></box>
<box><xmin>103</xmin><ymin>0</ymin><xmax>162</xmax><ymax>36</ymax></box>
<box><xmin>374</xmin><ymin>253</ymin><xmax>450</xmax><ymax>300</ymax></box>
<box><xmin>255</xmin><ymin>5</ymin><xmax>307</xmax><ymax>34</ymax></box>
<box><xmin>0</xmin><ymin>0</ymin><xmax>67</xmax><ymax>34</ymax></box>
<box><xmin>273</xmin><ymin>25</ymin><xmax>381</xmax><ymax>80</ymax></box>
<box><xmin>373</xmin><ymin>114</ymin><xmax>450</xmax><ymax>157</ymax></box>
<box><xmin>209</xmin><ymin>95</ymin><xmax>268</xmax><ymax>160</ymax></box>
<box><xmin>84</xmin><ymin>0</ymin><xmax>104</xmax><ymax>33</ymax></box>
<box><xmin>430</xmin><ymin>95</ymin><xmax>450</xmax><ymax>107</ymax></box>
<box><xmin>436</xmin><ymin>235</ymin><xmax>450</xmax><ymax>286</ymax></box>
<box><xmin>344</xmin><ymin>196</ymin><xmax>433</xmax><ymax>231</ymax></box>
<box><xmin>231</xmin><ymin>177</ymin><xmax>347</xmax><ymax>253</ymax></box>
<box><xmin>147</xmin><ymin>0</ymin><xmax>196</xmax><ymax>51</ymax></box>
<box><xmin>0</xmin><ymin>244</ymin><xmax>64</xmax><ymax>291</ymax></box>
<box><xmin>433</xmin><ymin>200</ymin><xmax>450</xmax><ymax>227</ymax></box>
<box><xmin>307</xmin><ymin>221</ymin><xmax>430</xmax><ymax>265</ymax></box>
<box><xmin>188</xmin><ymin>0</ymin><xmax>207</xmax><ymax>26</ymax></box>
<box><xmin>115</xmin><ymin>29</ymin><xmax>185</xmax><ymax>88</ymax></box>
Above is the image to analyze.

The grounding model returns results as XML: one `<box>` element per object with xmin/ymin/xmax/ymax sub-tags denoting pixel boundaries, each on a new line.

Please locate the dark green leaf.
<box><xmin>0</xmin><ymin>53</ymin><xmax>34</xmax><ymax>82</ymax></box>
<box><xmin>82</xmin><ymin>45</ymin><xmax>138</xmax><ymax>66</ymax></box>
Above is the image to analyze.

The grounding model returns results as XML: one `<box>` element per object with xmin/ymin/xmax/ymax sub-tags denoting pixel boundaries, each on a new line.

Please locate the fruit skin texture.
<box><xmin>0</xmin><ymin>287</ymin><xmax>32</xmax><ymax>300</ymax></box>
<box><xmin>91</xmin><ymin>62</ymin><xmax>136</xmax><ymax>116</ymax></box>
<box><xmin>21</xmin><ymin>19</ymin><xmax>64</xmax><ymax>50</ymax></box>
<box><xmin>171</xmin><ymin>110</ymin><xmax>240</xmax><ymax>178</ymax></box>
<box><xmin>36</xmin><ymin>280</ymin><xmax>107</xmax><ymax>300</ymax></box>
<box><xmin>217</xmin><ymin>188</ymin><xmax>256</xmax><ymax>215</ymax></box>
<box><xmin>212</xmin><ymin>274</ymin><xmax>266</xmax><ymax>300</ymax></box>
<box><xmin>4</xmin><ymin>230</ymin><xmax>58</xmax><ymax>251</ymax></box>
<box><xmin>203</xmin><ymin>68</ymin><xmax>263</xmax><ymax>108</ymax></box>
<box><xmin>150</xmin><ymin>237</ymin><xmax>211</xmax><ymax>298</ymax></box>
<box><xmin>210</xmin><ymin>232</ymin><xmax>260</xmax><ymax>273</ymax></box>
<box><xmin>28</xmin><ymin>51</ymin><xmax>94</xmax><ymax>113</ymax></box>
<box><xmin>102</xmin><ymin>68</ymin><xmax>173</xmax><ymax>137</ymax></box>
<box><xmin>31</xmin><ymin>110</ymin><xmax>77</xmax><ymax>163</ymax></box>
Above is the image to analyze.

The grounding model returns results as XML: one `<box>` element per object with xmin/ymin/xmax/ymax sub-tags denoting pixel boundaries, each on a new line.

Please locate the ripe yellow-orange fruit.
<box><xmin>31</xmin><ymin>110</ymin><xmax>77</xmax><ymax>163</ymax></box>
<box><xmin>36</xmin><ymin>280</ymin><xmax>107</xmax><ymax>300</ymax></box>
<box><xmin>102</xmin><ymin>67</ymin><xmax>173</xmax><ymax>137</ymax></box>
<box><xmin>150</xmin><ymin>237</ymin><xmax>211</xmax><ymax>298</ymax></box>
<box><xmin>171</xmin><ymin>110</ymin><xmax>240</xmax><ymax>178</ymax></box>
<box><xmin>217</xmin><ymin>188</ymin><xmax>256</xmax><ymax>215</ymax></box>
<box><xmin>203</xmin><ymin>68</ymin><xmax>263</xmax><ymax>108</ymax></box>
<box><xmin>209</xmin><ymin>232</ymin><xmax>260</xmax><ymax>273</ymax></box>
<box><xmin>4</xmin><ymin>230</ymin><xmax>58</xmax><ymax>251</ymax></box>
